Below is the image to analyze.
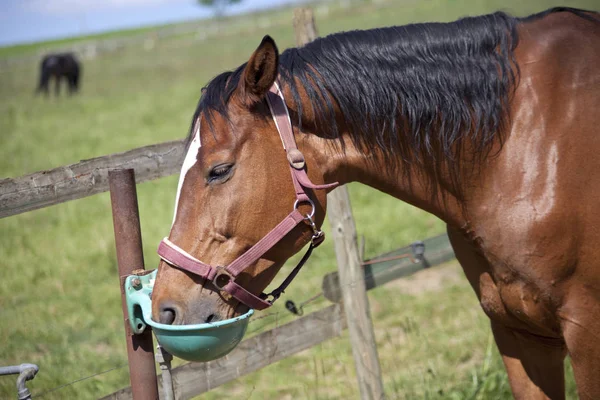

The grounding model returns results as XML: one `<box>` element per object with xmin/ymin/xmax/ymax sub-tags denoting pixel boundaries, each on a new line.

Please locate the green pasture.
<box><xmin>1</xmin><ymin>0</ymin><xmax>596</xmax><ymax>398</ymax></box>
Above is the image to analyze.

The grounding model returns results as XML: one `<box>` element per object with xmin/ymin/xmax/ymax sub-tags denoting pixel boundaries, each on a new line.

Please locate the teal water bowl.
<box><xmin>124</xmin><ymin>270</ymin><xmax>253</xmax><ymax>362</ymax></box>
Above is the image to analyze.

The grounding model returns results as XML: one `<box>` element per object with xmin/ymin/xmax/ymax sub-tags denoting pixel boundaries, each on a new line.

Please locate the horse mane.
<box><xmin>191</xmin><ymin>7</ymin><xmax>594</xmax><ymax>193</ymax></box>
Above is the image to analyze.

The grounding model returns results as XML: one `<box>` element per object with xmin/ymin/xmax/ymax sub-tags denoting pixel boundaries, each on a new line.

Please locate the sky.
<box><xmin>0</xmin><ymin>0</ymin><xmax>307</xmax><ymax>47</ymax></box>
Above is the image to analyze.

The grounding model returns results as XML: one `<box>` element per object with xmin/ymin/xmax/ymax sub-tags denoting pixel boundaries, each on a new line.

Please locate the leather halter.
<box><xmin>157</xmin><ymin>82</ymin><xmax>339</xmax><ymax>310</ymax></box>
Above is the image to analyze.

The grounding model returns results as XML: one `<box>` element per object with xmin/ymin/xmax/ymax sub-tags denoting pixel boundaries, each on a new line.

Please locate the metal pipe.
<box><xmin>17</xmin><ymin>366</ymin><xmax>38</xmax><ymax>400</ymax></box>
<box><xmin>156</xmin><ymin>345</ymin><xmax>175</xmax><ymax>400</ymax></box>
<box><xmin>0</xmin><ymin>366</ymin><xmax>23</xmax><ymax>376</ymax></box>
<box><xmin>109</xmin><ymin>169</ymin><xmax>159</xmax><ymax>400</ymax></box>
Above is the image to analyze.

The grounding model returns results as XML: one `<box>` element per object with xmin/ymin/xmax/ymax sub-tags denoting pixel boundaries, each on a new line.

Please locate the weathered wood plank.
<box><xmin>100</xmin><ymin>303</ymin><xmax>346</xmax><ymax>400</ymax></box>
<box><xmin>327</xmin><ymin>186</ymin><xmax>385</xmax><ymax>400</ymax></box>
<box><xmin>0</xmin><ymin>140</ymin><xmax>184</xmax><ymax>219</ymax></box>
<box><xmin>322</xmin><ymin>234</ymin><xmax>456</xmax><ymax>303</ymax></box>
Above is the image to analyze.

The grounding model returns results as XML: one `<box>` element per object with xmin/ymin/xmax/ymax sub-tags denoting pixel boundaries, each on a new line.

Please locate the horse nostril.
<box><xmin>158</xmin><ymin>304</ymin><xmax>177</xmax><ymax>325</ymax></box>
<box><xmin>205</xmin><ymin>314</ymin><xmax>217</xmax><ymax>323</ymax></box>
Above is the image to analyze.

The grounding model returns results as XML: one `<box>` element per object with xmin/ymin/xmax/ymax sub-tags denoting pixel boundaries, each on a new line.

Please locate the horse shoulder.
<box><xmin>458</xmin><ymin>11</ymin><xmax>600</xmax><ymax>335</ymax></box>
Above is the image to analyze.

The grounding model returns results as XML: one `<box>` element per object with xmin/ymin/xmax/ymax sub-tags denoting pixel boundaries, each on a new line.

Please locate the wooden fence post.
<box><xmin>327</xmin><ymin>187</ymin><xmax>386</xmax><ymax>400</ymax></box>
<box><xmin>293</xmin><ymin>8</ymin><xmax>385</xmax><ymax>400</ymax></box>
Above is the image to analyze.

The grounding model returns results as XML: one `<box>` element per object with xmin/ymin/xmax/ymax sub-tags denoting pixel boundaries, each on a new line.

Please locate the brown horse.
<box><xmin>152</xmin><ymin>7</ymin><xmax>600</xmax><ymax>399</ymax></box>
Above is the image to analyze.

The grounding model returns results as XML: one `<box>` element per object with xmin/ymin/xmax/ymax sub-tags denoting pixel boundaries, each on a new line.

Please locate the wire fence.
<box><xmin>1</xmin><ymin>232</ymin><xmax>450</xmax><ymax>399</ymax></box>
<box><xmin>23</xmin><ymin>236</ymin><xmax>452</xmax><ymax>399</ymax></box>
<box><xmin>33</xmin><ymin>365</ymin><xmax>127</xmax><ymax>399</ymax></box>
<box><xmin>26</xmin><ymin>283</ymin><xmax>328</xmax><ymax>398</ymax></box>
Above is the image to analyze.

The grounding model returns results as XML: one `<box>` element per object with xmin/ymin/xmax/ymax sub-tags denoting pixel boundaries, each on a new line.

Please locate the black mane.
<box><xmin>192</xmin><ymin>7</ymin><xmax>593</xmax><ymax>192</ymax></box>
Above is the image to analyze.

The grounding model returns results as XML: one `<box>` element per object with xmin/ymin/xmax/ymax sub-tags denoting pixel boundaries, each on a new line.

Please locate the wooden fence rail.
<box><xmin>101</xmin><ymin>304</ymin><xmax>347</xmax><ymax>400</ymax></box>
<box><xmin>0</xmin><ymin>140</ymin><xmax>184</xmax><ymax>219</ymax></box>
<box><xmin>322</xmin><ymin>233</ymin><xmax>455</xmax><ymax>302</ymax></box>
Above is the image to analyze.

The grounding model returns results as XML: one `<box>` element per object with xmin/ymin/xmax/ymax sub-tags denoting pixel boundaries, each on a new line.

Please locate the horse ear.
<box><xmin>239</xmin><ymin>35</ymin><xmax>279</xmax><ymax>105</ymax></box>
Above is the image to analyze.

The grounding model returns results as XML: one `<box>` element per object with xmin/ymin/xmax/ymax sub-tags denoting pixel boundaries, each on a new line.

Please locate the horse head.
<box><xmin>151</xmin><ymin>36</ymin><xmax>340</xmax><ymax>324</ymax></box>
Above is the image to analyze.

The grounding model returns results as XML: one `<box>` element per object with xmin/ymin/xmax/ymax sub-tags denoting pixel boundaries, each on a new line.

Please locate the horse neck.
<box><xmin>284</xmin><ymin>81</ymin><xmax>470</xmax><ymax>228</ymax></box>
<box><xmin>303</xmin><ymin>131</ymin><xmax>468</xmax><ymax>228</ymax></box>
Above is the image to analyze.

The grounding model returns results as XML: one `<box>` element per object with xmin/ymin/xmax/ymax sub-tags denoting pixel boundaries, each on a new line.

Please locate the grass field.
<box><xmin>1</xmin><ymin>0</ymin><xmax>597</xmax><ymax>398</ymax></box>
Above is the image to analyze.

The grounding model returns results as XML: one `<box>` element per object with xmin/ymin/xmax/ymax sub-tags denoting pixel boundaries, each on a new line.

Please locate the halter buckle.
<box><xmin>304</xmin><ymin>213</ymin><xmax>325</xmax><ymax>246</ymax></box>
<box><xmin>260</xmin><ymin>292</ymin><xmax>280</xmax><ymax>304</ymax></box>
<box><xmin>212</xmin><ymin>267</ymin><xmax>233</xmax><ymax>291</ymax></box>
<box><xmin>287</xmin><ymin>149</ymin><xmax>306</xmax><ymax>170</ymax></box>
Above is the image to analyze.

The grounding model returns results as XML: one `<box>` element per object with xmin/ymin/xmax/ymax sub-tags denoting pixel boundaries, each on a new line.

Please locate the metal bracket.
<box><xmin>0</xmin><ymin>364</ymin><xmax>39</xmax><ymax>400</ymax></box>
<box><xmin>410</xmin><ymin>241</ymin><xmax>426</xmax><ymax>263</ymax></box>
<box><xmin>124</xmin><ymin>269</ymin><xmax>158</xmax><ymax>334</ymax></box>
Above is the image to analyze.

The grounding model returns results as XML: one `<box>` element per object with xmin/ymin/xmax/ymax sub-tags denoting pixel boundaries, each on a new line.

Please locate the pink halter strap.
<box><xmin>157</xmin><ymin>82</ymin><xmax>338</xmax><ymax>310</ymax></box>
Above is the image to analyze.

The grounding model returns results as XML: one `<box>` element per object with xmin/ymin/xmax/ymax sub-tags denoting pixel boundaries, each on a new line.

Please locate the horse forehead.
<box><xmin>198</xmin><ymin>105</ymin><xmax>269</xmax><ymax>151</ymax></box>
<box><xmin>196</xmin><ymin>112</ymin><xmax>234</xmax><ymax>148</ymax></box>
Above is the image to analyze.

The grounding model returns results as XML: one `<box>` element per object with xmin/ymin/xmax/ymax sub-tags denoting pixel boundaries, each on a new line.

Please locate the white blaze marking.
<box><xmin>172</xmin><ymin>119</ymin><xmax>202</xmax><ymax>225</ymax></box>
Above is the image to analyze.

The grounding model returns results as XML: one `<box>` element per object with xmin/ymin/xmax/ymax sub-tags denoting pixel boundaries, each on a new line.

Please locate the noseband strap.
<box><xmin>157</xmin><ymin>82</ymin><xmax>339</xmax><ymax>310</ymax></box>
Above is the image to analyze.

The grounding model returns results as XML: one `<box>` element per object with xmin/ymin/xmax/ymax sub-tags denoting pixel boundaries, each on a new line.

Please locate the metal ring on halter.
<box><xmin>212</xmin><ymin>266</ymin><xmax>233</xmax><ymax>291</ymax></box>
<box><xmin>293</xmin><ymin>198</ymin><xmax>316</xmax><ymax>219</ymax></box>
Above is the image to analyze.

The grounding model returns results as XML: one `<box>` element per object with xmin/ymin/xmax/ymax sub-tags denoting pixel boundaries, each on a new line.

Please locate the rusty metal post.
<box><xmin>109</xmin><ymin>169</ymin><xmax>159</xmax><ymax>400</ymax></box>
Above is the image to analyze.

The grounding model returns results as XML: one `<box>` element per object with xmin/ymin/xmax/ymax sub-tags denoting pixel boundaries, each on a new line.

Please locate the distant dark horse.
<box><xmin>36</xmin><ymin>53</ymin><xmax>81</xmax><ymax>96</ymax></box>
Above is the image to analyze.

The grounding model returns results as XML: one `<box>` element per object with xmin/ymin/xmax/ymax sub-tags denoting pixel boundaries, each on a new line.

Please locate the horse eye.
<box><xmin>208</xmin><ymin>164</ymin><xmax>233</xmax><ymax>183</ymax></box>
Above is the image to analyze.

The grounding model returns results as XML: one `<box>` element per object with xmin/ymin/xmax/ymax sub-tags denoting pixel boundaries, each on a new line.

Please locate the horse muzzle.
<box><xmin>124</xmin><ymin>269</ymin><xmax>254</xmax><ymax>362</ymax></box>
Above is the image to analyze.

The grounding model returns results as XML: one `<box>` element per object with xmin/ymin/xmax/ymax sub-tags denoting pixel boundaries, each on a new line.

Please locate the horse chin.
<box><xmin>230</xmin><ymin>302</ymin><xmax>250</xmax><ymax>319</ymax></box>
<box><xmin>205</xmin><ymin>299</ymin><xmax>250</xmax><ymax>322</ymax></box>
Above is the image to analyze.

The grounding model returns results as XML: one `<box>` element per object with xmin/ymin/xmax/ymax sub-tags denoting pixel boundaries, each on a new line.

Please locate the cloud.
<box><xmin>23</xmin><ymin>0</ymin><xmax>192</xmax><ymax>15</ymax></box>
